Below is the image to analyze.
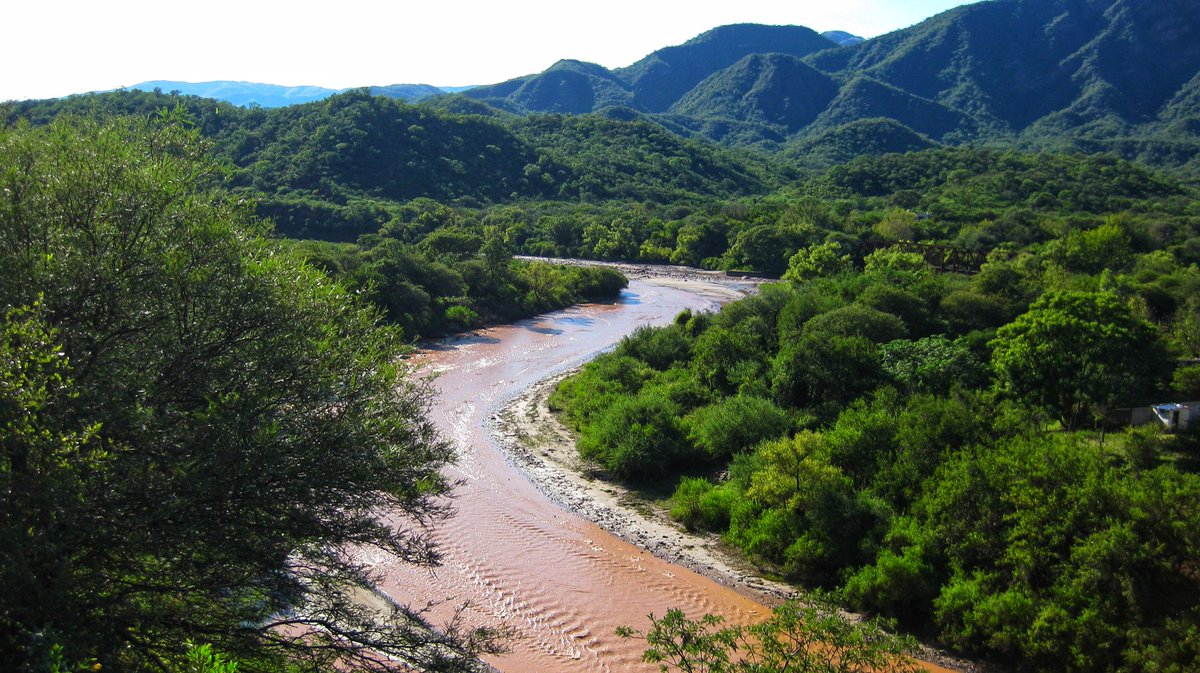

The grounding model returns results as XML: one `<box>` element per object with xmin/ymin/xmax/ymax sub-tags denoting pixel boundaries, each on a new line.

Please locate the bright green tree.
<box><xmin>782</xmin><ymin>242</ymin><xmax>852</xmax><ymax>283</ymax></box>
<box><xmin>990</xmin><ymin>291</ymin><xmax>1169</xmax><ymax>429</ymax></box>
<box><xmin>0</xmin><ymin>117</ymin><xmax>497</xmax><ymax>671</ymax></box>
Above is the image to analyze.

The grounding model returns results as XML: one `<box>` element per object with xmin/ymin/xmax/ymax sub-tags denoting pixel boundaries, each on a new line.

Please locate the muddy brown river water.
<box><xmin>370</xmin><ymin>277</ymin><xmax>770</xmax><ymax>672</ymax></box>
<box><xmin>373</xmin><ymin>276</ymin><xmax>954</xmax><ymax>673</ymax></box>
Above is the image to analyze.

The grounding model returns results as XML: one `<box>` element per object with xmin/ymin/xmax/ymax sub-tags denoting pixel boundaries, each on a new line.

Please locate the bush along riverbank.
<box><xmin>289</xmin><ymin>238</ymin><xmax>629</xmax><ymax>339</ymax></box>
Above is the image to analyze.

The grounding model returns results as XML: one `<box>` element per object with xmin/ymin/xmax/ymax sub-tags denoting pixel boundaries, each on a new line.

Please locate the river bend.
<box><xmin>375</xmin><ymin>278</ymin><xmax>767</xmax><ymax>672</ymax></box>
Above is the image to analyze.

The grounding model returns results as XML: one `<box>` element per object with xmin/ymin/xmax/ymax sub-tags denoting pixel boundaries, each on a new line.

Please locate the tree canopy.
<box><xmin>991</xmin><ymin>291</ymin><xmax>1170</xmax><ymax>429</ymax></box>
<box><xmin>0</xmin><ymin>117</ymin><xmax>495</xmax><ymax>671</ymax></box>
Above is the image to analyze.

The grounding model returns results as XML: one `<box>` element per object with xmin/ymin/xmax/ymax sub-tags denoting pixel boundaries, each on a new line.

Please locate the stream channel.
<box><xmin>373</xmin><ymin>273</ymin><xmax>954</xmax><ymax>673</ymax></box>
<box><xmin>372</xmin><ymin>275</ymin><xmax>768</xmax><ymax>672</ymax></box>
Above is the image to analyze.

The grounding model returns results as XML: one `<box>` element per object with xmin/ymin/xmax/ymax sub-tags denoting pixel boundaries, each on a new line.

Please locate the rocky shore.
<box><xmin>488</xmin><ymin>370</ymin><xmax>797</xmax><ymax>605</ymax></box>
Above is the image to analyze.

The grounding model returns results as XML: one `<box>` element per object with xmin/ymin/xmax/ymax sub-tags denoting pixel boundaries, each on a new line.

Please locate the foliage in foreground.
<box><xmin>617</xmin><ymin>596</ymin><xmax>919</xmax><ymax>673</ymax></box>
<box><xmin>0</xmin><ymin>117</ymin><xmax>497</xmax><ymax>671</ymax></box>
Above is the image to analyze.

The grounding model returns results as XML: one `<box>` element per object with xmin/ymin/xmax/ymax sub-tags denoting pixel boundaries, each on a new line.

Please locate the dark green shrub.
<box><xmin>618</xmin><ymin>323</ymin><xmax>692</xmax><ymax>370</ymax></box>
<box><xmin>857</xmin><ymin>284</ymin><xmax>941</xmax><ymax>338</ymax></box>
<box><xmin>685</xmin><ymin>396</ymin><xmax>791</xmax><ymax>461</ymax></box>
<box><xmin>803</xmin><ymin>303</ymin><xmax>908</xmax><ymax>343</ymax></box>
<box><xmin>577</xmin><ymin>391</ymin><xmax>685</xmax><ymax>480</ymax></box>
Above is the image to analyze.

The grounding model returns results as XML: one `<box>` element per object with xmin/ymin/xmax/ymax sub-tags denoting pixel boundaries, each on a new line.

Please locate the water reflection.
<box><xmin>554</xmin><ymin>316</ymin><xmax>595</xmax><ymax>326</ymax></box>
<box><xmin>420</xmin><ymin>333</ymin><xmax>503</xmax><ymax>351</ymax></box>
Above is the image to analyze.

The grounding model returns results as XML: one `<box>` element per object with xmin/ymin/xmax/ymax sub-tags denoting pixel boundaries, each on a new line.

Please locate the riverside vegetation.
<box><xmin>550</xmin><ymin>208</ymin><xmax>1200</xmax><ymax>672</ymax></box>
<box><xmin>0</xmin><ymin>117</ymin><xmax>518</xmax><ymax>672</ymax></box>
<box><xmin>5</xmin><ymin>1</ymin><xmax>1200</xmax><ymax>668</ymax></box>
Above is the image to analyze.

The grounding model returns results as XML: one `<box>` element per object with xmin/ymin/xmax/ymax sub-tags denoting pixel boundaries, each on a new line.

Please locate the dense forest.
<box><xmin>549</xmin><ymin>172</ymin><xmax>1200</xmax><ymax>671</ymax></box>
<box><xmin>2</xmin><ymin>88</ymin><xmax>787</xmax><ymax>242</ymax></box>
<box><xmin>6</xmin><ymin>87</ymin><xmax>1196</xmax><ymax>278</ymax></box>
<box><xmin>4</xmin><ymin>86</ymin><xmax>1200</xmax><ymax>671</ymax></box>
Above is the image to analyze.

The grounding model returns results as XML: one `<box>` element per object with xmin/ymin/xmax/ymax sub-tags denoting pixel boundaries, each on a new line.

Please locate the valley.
<box><xmin>2</xmin><ymin>1</ymin><xmax>1199</xmax><ymax>671</ymax></box>
<box><xmin>384</xmin><ymin>277</ymin><xmax>764</xmax><ymax>672</ymax></box>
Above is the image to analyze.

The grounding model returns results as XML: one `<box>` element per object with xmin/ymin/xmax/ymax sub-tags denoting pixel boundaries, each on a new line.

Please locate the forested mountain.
<box><xmin>447</xmin><ymin>0</ymin><xmax>1200</xmax><ymax>173</ymax></box>
<box><xmin>24</xmin><ymin>0</ymin><xmax>1200</xmax><ymax>175</ymax></box>
<box><xmin>615</xmin><ymin>24</ymin><xmax>840</xmax><ymax>113</ymax></box>
<box><xmin>462</xmin><ymin>24</ymin><xmax>839</xmax><ymax>116</ymax></box>
<box><xmin>2</xmin><ymin>87</ymin><xmax>788</xmax><ymax>240</ymax></box>
<box><xmin>807</xmin><ymin>0</ymin><xmax>1200</xmax><ymax>138</ymax></box>
<box><xmin>667</xmin><ymin>54</ymin><xmax>838</xmax><ymax>134</ymax></box>
<box><xmin>462</xmin><ymin>60</ymin><xmax>634</xmax><ymax>114</ymax></box>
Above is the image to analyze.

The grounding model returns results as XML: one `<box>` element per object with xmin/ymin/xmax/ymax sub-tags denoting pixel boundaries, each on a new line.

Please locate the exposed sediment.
<box><xmin>489</xmin><ymin>370</ymin><xmax>797</xmax><ymax>606</ymax></box>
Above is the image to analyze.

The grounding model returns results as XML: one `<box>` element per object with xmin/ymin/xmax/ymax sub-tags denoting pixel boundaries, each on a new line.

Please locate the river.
<box><xmin>375</xmin><ymin>274</ymin><xmax>957</xmax><ymax>673</ymax></box>
<box><xmin>374</xmin><ymin>276</ymin><xmax>768</xmax><ymax>672</ymax></box>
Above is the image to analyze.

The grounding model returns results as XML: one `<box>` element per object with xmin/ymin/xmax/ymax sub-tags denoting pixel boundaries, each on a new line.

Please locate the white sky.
<box><xmin>3</xmin><ymin>0</ymin><xmax>982</xmax><ymax>102</ymax></box>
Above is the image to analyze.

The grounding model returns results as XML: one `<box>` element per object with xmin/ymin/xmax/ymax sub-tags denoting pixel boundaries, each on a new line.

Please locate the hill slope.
<box><xmin>27</xmin><ymin>0</ymin><xmax>1200</xmax><ymax>175</ymax></box>
<box><xmin>617</xmin><ymin>24</ymin><xmax>840</xmax><ymax>112</ymax></box>
<box><xmin>806</xmin><ymin>0</ymin><xmax>1200</xmax><ymax>140</ymax></box>
<box><xmin>448</xmin><ymin>1</ymin><xmax>1200</xmax><ymax>171</ymax></box>
<box><xmin>668</xmin><ymin>53</ymin><xmax>838</xmax><ymax>134</ymax></box>
<box><xmin>463</xmin><ymin>24</ymin><xmax>839</xmax><ymax>117</ymax></box>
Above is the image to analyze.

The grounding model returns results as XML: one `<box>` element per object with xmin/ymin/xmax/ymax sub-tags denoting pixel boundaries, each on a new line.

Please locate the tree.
<box><xmin>685</xmin><ymin>395</ymin><xmax>792</xmax><ymax>460</ymax></box>
<box><xmin>874</xmin><ymin>208</ymin><xmax>917</xmax><ymax>241</ymax></box>
<box><xmin>0</xmin><ymin>117</ymin><xmax>497</xmax><ymax>671</ymax></box>
<box><xmin>479</xmin><ymin>225</ymin><xmax>513</xmax><ymax>290</ymax></box>
<box><xmin>803</xmin><ymin>304</ymin><xmax>908</xmax><ymax>344</ymax></box>
<box><xmin>726</xmin><ymin>225</ymin><xmax>817</xmax><ymax>277</ymax></box>
<box><xmin>617</xmin><ymin>594</ymin><xmax>920</xmax><ymax>673</ymax></box>
<box><xmin>770</xmin><ymin>334</ymin><xmax>883</xmax><ymax>410</ymax></box>
<box><xmin>1051</xmin><ymin>217</ymin><xmax>1134</xmax><ymax>274</ymax></box>
<box><xmin>782</xmin><ymin>242</ymin><xmax>852</xmax><ymax>283</ymax></box>
<box><xmin>691</xmin><ymin>325</ymin><xmax>764</xmax><ymax>395</ymax></box>
<box><xmin>917</xmin><ymin>434</ymin><xmax>1200</xmax><ymax>672</ymax></box>
<box><xmin>578</xmin><ymin>391</ymin><xmax>685</xmax><ymax>480</ymax></box>
<box><xmin>880</xmin><ymin>336</ymin><xmax>986</xmax><ymax>394</ymax></box>
<box><xmin>990</xmin><ymin>291</ymin><xmax>1169</xmax><ymax>429</ymax></box>
<box><xmin>419</xmin><ymin>227</ymin><xmax>483</xmax><ymax>261</ymax></box>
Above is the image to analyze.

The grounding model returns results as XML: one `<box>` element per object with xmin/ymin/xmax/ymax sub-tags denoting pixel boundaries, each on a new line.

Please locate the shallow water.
<box><xmin>374</xmin><ymin>279</ymin><xmax>769</xmax><ymax>672</ymax></box>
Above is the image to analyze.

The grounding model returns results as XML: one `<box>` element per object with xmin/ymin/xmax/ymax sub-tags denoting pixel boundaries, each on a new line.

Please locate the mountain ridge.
<box><xmin>448</xmin><ymin>0</ymin><xmax>1200</xmax><ymax>174</ymax></box>
<box><xmin>29</xmin><ymin>0</ymin><xmax>1200</xmax><ymax>177</ymax></box>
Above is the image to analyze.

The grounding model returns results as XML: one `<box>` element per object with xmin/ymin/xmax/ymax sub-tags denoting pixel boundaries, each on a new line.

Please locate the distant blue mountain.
<box><xmin>128</xmin><ymin>80</ymin><xmax>457</xmax><ymax>107</ymax></box>
<box><xmin>821</xmin><ymin>30</ymin><xmax>866</xmax><ymax>46</ymax></box>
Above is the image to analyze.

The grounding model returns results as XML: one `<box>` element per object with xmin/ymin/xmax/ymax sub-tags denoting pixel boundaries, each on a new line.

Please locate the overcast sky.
<box><xmin>3</xmin><ymin>0</ymin><xmax>983</xmax><ymax>102</ymax></box>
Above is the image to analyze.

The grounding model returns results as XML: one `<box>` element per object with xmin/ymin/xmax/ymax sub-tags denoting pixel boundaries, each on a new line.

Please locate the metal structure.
<box><xmin>863</xmin><ymin>240</ymin><xmax>991</xmax><ymax>274</ymax></box>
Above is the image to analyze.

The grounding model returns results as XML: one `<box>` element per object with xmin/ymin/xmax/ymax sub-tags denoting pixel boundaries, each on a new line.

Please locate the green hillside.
<box><xmin>617</xmin><ymin>23</ymin><xmax>838</xmax><ymax>112</ymax></box>
<box><xmin>433</xmin><ymin>1</ymin><xmax>1200</xmax><ymax>174</ymax></box>
<box><xmin>668</xmin><ymin>53</ymin><xmax>838</xmax><ymax>134</ymax></box>
<box><xmin>785</xmin><ymin>117</ymin><xmax>938</xmax><ymax>166</ymax></box>
<box><xmin>465</xmin><ymin>59</ymin><xmax>633</xmax><ymax>114</ymax></box>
